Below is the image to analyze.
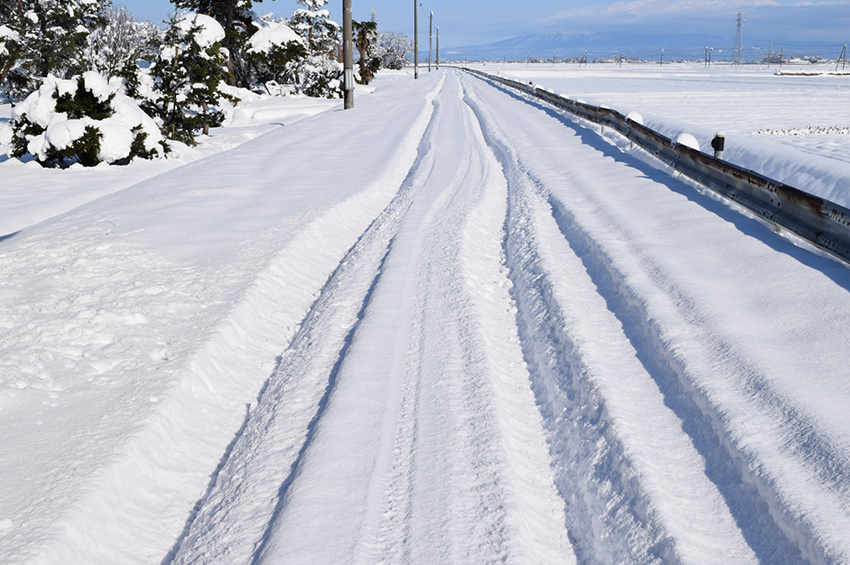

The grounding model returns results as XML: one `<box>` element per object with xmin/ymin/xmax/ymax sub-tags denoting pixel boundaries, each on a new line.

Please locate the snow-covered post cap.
<box><xmin>675</xmin><ymin>132</ymin><xmax>700</xmax><ymax>152</ymax></box>
<box><xmin>625</xmin><ymin>111</ymin><xmax>643</xmax><ymax>125</ymax></box>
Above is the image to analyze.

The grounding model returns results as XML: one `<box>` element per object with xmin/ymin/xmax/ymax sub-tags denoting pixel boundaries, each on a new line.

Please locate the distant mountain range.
<box><xmin>434</xmin><ymin>33</ymin><xmax>844</xmax><ymax>62</ymax></box>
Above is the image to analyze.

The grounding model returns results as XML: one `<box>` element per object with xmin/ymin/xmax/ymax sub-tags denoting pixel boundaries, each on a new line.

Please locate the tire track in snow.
<box><xmin>253</xmin><ymin>73</ymin><xmax>571</xmax><ymax>564</ymax></box>
<box><xmin>544</xmin><ymin>188</ymin><xmax>850</xmax><ymax>565</ymax></box>
<box><xmin>165</xmin><ymin>76</ymin><xmax>449</xmax><ymax>565</ymax></box>
<box><xmin>462</xmin><ymin>72</ymin><xmax>674</xmax><ymax>564</ymax></box>
<box><xmin>28</xmin><ymin>76</ymin><xmax>447</xmax><ymax>565</ymax></box>
<box><xmin>359</xmin><ymin>74</ymin><xmax>572</xmax><ymax>565</ymax></box>
<box><xmin>461</xmin><ymin>71</ymin><xmax>764</xmax><ymax>564</ymax></box>
<box><xmin>466</xmin><ymin>71</ymin><xmax>850</xmax><ymax>564</ymax></box>
<box><xmin>250</xmin><ymin>75</ymin><xmax>477</xmax><ymax>564</ymax></box>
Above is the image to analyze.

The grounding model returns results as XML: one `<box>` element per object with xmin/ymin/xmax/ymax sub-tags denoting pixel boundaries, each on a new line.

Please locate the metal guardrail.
<box><xmin>464</xmin><ymin>67</ymin><xmax>850</xmax><ymax>264</ymax></box>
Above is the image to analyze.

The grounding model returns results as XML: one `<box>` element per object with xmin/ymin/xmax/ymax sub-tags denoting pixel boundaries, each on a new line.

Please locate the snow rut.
<box><xmin>250</xmin><ymin>72</ymin><xmax>569</xmax><ymax>565</ymax></box>
<box><xmin>167</xmin><ymin>72</ymin><xmax>575</xmax><ymax>564</ymax></box>
<box><xmin>21</xmin><ymin>76</ymin><xmax>446</xmax><ymax>565</ymax></box>
<box><xmin>462</xmin><ymin>69</ymin><xmax>850</xmax><ymax>564</ymax></box>
<box><xmin>463</xmin><ymin>75</ymin><xmax>753</xmax><ymax>564</ymax></box>
<box><xmin>164</xmin><ymin>76</ymin><xmax>448</xmax><ymax>565</ymax></box>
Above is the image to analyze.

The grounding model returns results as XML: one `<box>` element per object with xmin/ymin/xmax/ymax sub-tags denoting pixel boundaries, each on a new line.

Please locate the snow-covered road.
<box><xmin>2</xmin><ymin>69</ymin><xmax>850</xmax><ymax>564</ymax></box>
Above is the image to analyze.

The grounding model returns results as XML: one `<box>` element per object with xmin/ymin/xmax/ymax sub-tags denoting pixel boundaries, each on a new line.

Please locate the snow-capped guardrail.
<box><xmin>463</xmin><ymin>67</ymin><xmax>850</xmax><ymax>265</ymax></box>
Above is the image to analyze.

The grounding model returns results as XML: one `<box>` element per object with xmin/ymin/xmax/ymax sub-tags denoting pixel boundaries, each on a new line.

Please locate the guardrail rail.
<box><xmin>464</xmin><ymin>67</ymin><xmax>850</xmax><ymax>265</ymax></box>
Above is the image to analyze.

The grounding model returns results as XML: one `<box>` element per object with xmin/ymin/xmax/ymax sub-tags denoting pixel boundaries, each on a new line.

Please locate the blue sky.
<box><xmin>122</xmin><ymin>0</ymin><xmax>850</xmax><ymax>50</ymax></box>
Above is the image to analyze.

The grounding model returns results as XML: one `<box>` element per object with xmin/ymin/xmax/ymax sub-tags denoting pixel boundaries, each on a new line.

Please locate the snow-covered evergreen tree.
<box><xmin>0</xmin><ymin>2</ymin><xmax>24</xmax><ymax>88</ymax></box>
<box><xmin>298</xmin><ymin>54</ymin><xmax>342</xmax><ymax>98</ymax></box>
<box><xmin>10</xmin><ymin>70</ymin><xmax>166</xmax><ymax>167</ymax></box>
<box><xmin>170</xmin><ymin>0</ymin><xmax>264</xmax><ymax>86</ymax></box>
<box><xmin>1</xmin><ymin>2</ymin><xmax>35</xmax><ymax>97</ymax></box>
<box><xmin>289</xmin><ymin>0</ymin><xmax>339</xmax><ymax>57</ymax></box>
<box><xmin>1</xmin><ymin>0</ymin><xmax>109</xmax><ymax>97</ymax></box>
<box><xmin>126</xmin><ymin>13</ymin><xmax>235</xmax><ymax>143</ymax></box>
<box><xmin>285</xmin><ymin>1</ymin><xmax>342</xmax><ymax>98</ymax></box>
<box><xmin>85</xmin><ymin>6</ymin><xmax>162</xmax><ymax>79</ymax></box>
<box><xmin>244</xmin><ymin>14</ymin><xmax>306</xmax><ymax>92</ymax></box>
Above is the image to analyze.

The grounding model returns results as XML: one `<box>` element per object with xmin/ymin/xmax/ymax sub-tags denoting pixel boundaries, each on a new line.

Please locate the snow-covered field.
<box><xmin>476</xmin><ymin>62</ymin><xmax>850</xmax><ymax>207</ymax></box>
<box><xmin>2</xmin><ymin>65</ymin><xmax>850</xmax><ymax>564</ymax></box>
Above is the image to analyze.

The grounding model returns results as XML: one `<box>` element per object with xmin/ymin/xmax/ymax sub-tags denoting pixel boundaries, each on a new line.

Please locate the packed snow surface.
<box><xmin>2</xmin><ymin>66</ymin><xmax>850</xmax><ymax>564</ymax></box>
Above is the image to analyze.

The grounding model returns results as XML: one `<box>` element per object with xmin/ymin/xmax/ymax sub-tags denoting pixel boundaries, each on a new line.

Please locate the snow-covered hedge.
<box><xmin>11</xmin><ymin>71</ymin><xmax>166</xmax><ymax>166</ymax></box>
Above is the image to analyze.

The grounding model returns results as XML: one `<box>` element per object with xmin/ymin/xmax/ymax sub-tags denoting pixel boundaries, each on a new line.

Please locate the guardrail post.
<box><xmin>711</xmin><ymin>132</ymin><xmax>726</xmax><ymax>160</ymax></box>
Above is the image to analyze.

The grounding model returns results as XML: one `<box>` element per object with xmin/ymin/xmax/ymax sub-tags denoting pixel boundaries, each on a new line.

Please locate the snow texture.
<box><xmin>2</xmin><ymin>65</ymin><xmax>850</xmax><ymax>564</ymax></box>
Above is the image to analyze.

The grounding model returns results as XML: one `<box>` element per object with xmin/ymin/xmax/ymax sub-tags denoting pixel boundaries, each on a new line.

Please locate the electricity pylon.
<box><xmin>733</xmin><ymin>11</ymin><xmax>744</xmax><ymax>66</ymax></box>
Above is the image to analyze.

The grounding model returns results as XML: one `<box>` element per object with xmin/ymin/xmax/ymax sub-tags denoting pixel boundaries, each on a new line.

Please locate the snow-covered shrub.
<box><xmin>300</xmin><ymin>55</ymin><xmax>343</xmax><ymax>98</ymax></box>
<box><xmin>124</xmin><ymin>13</ymin><xmax>236</xmax><ymax>143</ymax></box>
<box><xmin>243</xmin><ymin>11</ymin><xmax>342</xmax><ymax>98</ymax></box>
<box><xmin>11</xmin><ymin>71</ymin><xmax>166</xmax><ymax>167</ymax></box>
<box><xmin>288</xmin><ymin>0</ymin><xmax>343</xmax><ymax>98</ymax></box>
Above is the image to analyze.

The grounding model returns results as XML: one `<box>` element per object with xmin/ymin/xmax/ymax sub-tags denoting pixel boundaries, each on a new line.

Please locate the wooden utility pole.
<box><xmin>414</xmin><ymin>0</ymin><xmax>418</xmax><ymax>79</ymax></box>
<box><xmin>428</xmin><ymin>11</ymin><xmax>433</xmax><ymax>72</ymax></box>
<box><xmin>343</xmin><ymin>0</ymin><xmax>353</xmax><ymax>108</ymax></box>
<box><xmin>436</xmin><ymin>27</ymin><xmax>440</xmax><ymax>69</ymax></box>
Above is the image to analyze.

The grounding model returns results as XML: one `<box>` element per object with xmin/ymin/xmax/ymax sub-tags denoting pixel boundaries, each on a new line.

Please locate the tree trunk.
<box><xmin>202</xmin><ymin>100</ymin><xmax>210</xmax><ymax>135</ymax></box>
<box><xmin>357</xmin><ymin>45</ymin><xmax>367</xmax><ymax>83</ymax></box>
<box><xmin>224</xmin><ymin>0</ymin><xmax>236</xmax><ymax>85</ymax></box>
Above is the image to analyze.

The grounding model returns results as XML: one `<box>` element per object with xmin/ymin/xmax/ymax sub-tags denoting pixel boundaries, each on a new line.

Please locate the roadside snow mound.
<box><xmin>11</xmin><ymin>71</ymin><xmax>166</xmax><ymax>167</ymax></box>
